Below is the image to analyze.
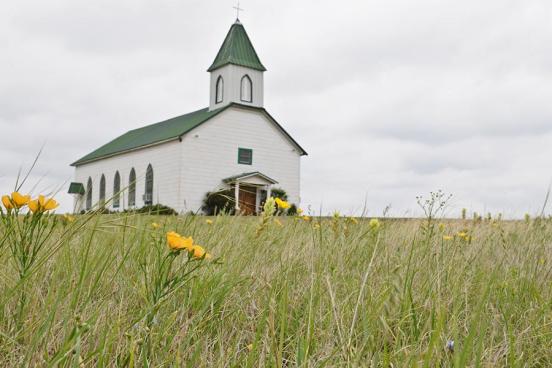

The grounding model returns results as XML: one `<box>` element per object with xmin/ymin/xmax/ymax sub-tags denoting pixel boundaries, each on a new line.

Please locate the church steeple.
<box><xmin>208</xmin><ymin>21</ymin><xmax>266</xmax><ymax>110</ymax></box>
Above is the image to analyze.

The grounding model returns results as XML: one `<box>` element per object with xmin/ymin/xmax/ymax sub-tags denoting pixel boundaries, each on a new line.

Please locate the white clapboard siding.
<box><xmin>73</xmin><ymin>140</ymin><xmax>182</xmax><ymax>212</ymax></box>
<box><xmin>179</xmin><ymin>106</ymin><xmax>301</xmax><ymax>212</ymax></box>
<box><xmin>209</xmin><ymin>64</ymin><xmax>264</xmax><ymax>110</ymax></box>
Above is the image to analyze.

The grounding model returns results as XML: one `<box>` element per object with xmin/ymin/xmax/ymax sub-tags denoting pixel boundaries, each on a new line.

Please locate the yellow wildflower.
<box><xmin>166</xmin><ymin>231</ymin><xmax>193</xmax><ymax>251</ymax></box>
<box><xmin>313</xmin><ymin>223</ymin><xmax>321</xmax><ymax>229</ymax></box>
<box><xmin>2</xmin><ymin>195</ymin><xmax>13</xmax><ymax>210</ymax></box>
<box><xmin>297</xmin><ymin>208</ymin><xmax>303</xmax><ymax>215</ymax></box>
<box><xmin>369</xmin><ymin>218</ymin><xmax>380</xmax><ymax>230</ymax></box>
<box><xmin>438</xmin><ymin>223</ymin><xmax>445</xmax><ymax>232</ymax></box>
<box><xmin>457</xmin><ymin>231</ymin><xmax>468</xmax><ymax>239</ymax></box>
<box><xmin>443</xmin><ymin>235</ymin><xmax>453</xmax><ymax>241</ymax></box>
<box><xmin>190</xmin><ymin>244</ymin><xmax>212</xmax><ymax>259</ymax></box>
<box><xmin>28</xmin><ymin>195</ymin><xmax>59</xmax><ymax>213</ymax></box>
<box><xmin>205</xmin><ymin>219</ymin><xmax>213</xmax><ymax>225</ymax></box>
<box><xmin>63</xmin><ymin>214</ymin><xmax>75</xmax><ymax>223</ymax></box>
<box><xmin>11</xmin><ymin>192</ymin><xmax>31</xmax><ymax>208</ymax></box>
<box><xmin>274</xmin><ymin>197</ymin><xmax>290</xmax><ymax>209</ymax></box>
<box><xmin>302</xmin><ymin>215</ymin><xmax>311</xmax><ymax>222</ymax></box>
<box><xmin>151</xmin><ymin>222</ymin><xmax>161</xmax><ymax>229</ymax></box>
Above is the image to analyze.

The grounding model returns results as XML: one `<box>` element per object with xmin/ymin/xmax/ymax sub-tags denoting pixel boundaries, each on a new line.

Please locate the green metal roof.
<box><xmin>72</xmin><ymin>103</ymin><xmax>307</xmax><ymax>167</ymax></box>
<box><xmin>68</xmin><ymin>182</ymin><xmax>85</xmax><ymax>195</ymax></box>
<box><xmin>208</xmin><ymin>21</ymin><xmax>266</xmax><ymax>72</ymax></box>
<box><xmin>71</xmin><ymin>106</ymin><xmax>226</xmax><ymax>166</ymax></box>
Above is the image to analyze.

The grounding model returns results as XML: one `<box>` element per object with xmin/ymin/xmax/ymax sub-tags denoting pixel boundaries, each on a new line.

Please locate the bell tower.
<box><xmin>208</xmin><ymin>20</ymin><xmax>266</xmax><ymax>111</ymax></box>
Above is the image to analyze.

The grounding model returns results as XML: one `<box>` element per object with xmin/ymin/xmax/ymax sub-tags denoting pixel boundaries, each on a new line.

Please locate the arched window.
<box><xmin>145</xmin><ymin>164</ymin><xmax>153</xmax><ymax>205</ymax></box>
<box><xmin>240</xmin><ymin>75</ymin><xmax>252</xmax><ymax>102</ymax></box>
<box><xmin>215</xmin><ymin>76</ymin><xmax>224</xmax><ymax>104</ymax></box>
<box><xmin>99</xmin><ymin>174</ymin><xmax>106</xmax><ymax>207</ymax></box>
<box><xmin>113</xmin><ymin>171</ymin><xmax>121</xmax><ymax>208</ymax></box>
<box><xmin>128</xmin><ymin>168</ymin><xmax>136</xmax><ymax>207</ymax></box>
<box><xmin>86</xmin><ymin>177</ymin><xmax>93</xmax><ymax>210</ymax></box>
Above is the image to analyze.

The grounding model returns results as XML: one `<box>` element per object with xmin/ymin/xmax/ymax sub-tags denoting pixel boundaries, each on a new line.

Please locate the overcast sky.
<box><xmin>1</xmin><ymin>0</ymin><xmax>551</xmax><ymax>217</ymax></box>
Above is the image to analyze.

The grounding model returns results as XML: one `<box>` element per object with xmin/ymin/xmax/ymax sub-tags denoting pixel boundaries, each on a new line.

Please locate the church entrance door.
<box><xmin>239</xmin><ymin>185</ymin><xmax>257</xmax><ymax>215</ymax></box>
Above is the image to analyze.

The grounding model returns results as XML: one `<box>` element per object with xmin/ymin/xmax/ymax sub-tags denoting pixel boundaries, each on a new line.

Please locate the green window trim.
<box><xmin>238</xmin><ymin>148</ymin><xmax>253</xmax><ymax>165</ymax></box>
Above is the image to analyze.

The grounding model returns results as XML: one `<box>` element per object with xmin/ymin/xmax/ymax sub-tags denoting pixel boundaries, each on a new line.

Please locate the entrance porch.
<box><xmin>223</xmin><ymin>172</ymin><xmax>278</xmax><ymax>215</ymax></box>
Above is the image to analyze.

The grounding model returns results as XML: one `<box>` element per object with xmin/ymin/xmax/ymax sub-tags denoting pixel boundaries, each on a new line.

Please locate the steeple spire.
<box><xmin>207</xmin><ymin>21</ymin><xmax>266</xmax><ymax>72</ymax></box>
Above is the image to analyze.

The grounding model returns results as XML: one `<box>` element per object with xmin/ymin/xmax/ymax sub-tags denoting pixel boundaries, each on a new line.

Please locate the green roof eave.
<box><xmin>207</xmin><ymin>22</ymin><xmax>266</xmax><ymax>72</ymax></box>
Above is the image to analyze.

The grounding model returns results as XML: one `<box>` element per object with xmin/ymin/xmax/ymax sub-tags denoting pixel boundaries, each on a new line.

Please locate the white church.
<box><xmin>68</xmin><ymin>19</ymin><xmax>307</xmax><ymax>214</ymax></box>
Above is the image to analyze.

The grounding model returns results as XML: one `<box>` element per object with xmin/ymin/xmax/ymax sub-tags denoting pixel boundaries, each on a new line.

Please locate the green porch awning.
<box><xmin>68</xmin><ymin>182</ymin><xmax>85</xmax><ymax>195</ymax></box>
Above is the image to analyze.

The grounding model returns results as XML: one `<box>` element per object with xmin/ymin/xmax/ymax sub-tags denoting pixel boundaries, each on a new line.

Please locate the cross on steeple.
<box><xmin>233</xmin><ymin>1</ymin><xmax>244</xmax><ymax>21</ymax></box>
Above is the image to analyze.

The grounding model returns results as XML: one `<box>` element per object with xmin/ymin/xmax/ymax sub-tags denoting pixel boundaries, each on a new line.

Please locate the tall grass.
<box><xmin>0</xmin><ymin>206</ymin><xmax>551</xmax><ymax>366</ymax></box>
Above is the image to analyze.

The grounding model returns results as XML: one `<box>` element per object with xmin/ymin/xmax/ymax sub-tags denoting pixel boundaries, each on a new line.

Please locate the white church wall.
<box><xmin>73</xmin><ymin>140</ymin><xmax>184</xmax><ymax>212</ymax></box>
<box><xmin>209</xmin><ymin>64</ymin><xmax>264</xmax><ymax>110</ymax></box>
<box><xmin>180</xmin><ymin>106</ymin><xmax>301</xmax><ymax>212</ymax></box>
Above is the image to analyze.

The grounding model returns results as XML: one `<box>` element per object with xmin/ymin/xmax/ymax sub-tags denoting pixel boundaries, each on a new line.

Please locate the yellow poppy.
<box><xmin>457</xmin><ymin>231</ymin><xmax>468</xmax><ymax>239</ymax></box>
<box><xmin>369</xmin><ymin>218</ymin><xmax>380</xmax><ymax>229</ymax></box>
<box><xmin>274</xmin><ymin>197</ymin><xmax>290</xmax><ymax>209</ymax></box>
<box><xmin>190</xmin><ymin>244</ymin><xmax>212</xmax><ymax>259</ymax></box>
<box><xmin>166</xmin><ymin>231</ymin><xmax>193</xmax><ymax>251</ymax></box>
<box><xmin>302</xmin><ymin>215</ymin><xmax>311</xmax><ymax>222</ymax></box>
<box><xmin>11</xmin><ymin>192</ymin><xmax>30</xmax><ymax>207</ymax></box>
<box><xmin>63</xmin><ymin>214</ymin><xmax>75</xmax><ymax>223</ymax></box>
<box><xmin>28</xmin><ymin>195</ymin><xmax>58</xmax><ymax>213</ymax></box>
<box><xmin>205</xmin><ymin>219</ymin><xmax>213</xmax><ymax>225</ymax></box>
<box><xmin>28</xmin><ymin>199</ymin><xmax>39</xmax><ymax>213</ymax></box>
<box><xmin>38</xmin><ymin>195</ymin><xmax>58</xmax><ymax>210</ymax></box>
<box><xmin>2</xmin><ymin>195</ymin><xmax>13</xmax><ymax>210</ymax></box>
<box><xmin>443</xmin><ymin>235</ymin><xmax>453</xmax><ymax>241</ymax></box>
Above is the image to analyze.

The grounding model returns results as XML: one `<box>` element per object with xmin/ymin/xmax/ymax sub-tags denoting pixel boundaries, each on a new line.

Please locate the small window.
<box><xmin>216</xmin><ymin>76</ymin><xmax>224</xmax><ymax>104</ymax></box>
<box><xmin>144</xmin><ymin>164</ymin><xmax>153</xmax><ymax>205</ymax></box>
<box><xmin>240</xmin><ymin>75</ymin><xmax>252</xmax><ymax>102</ymax></box>
<box><xmin>128</xmin><ymin>168</ymin><xmax>136</xmax><ymax>207</ymax></box>
<box><xmin>86</xmin><ymin>177</ymin><xmax>93</xmax><ymax>210</ymax></box>
<box><xmin>238</xmin><ymin>148</ymin><xmax>253</xmax><ymax>165</ymax></box>
<box><xmin>113</xmin><ymin>171</ymin><xmax>121</xmax><ymax>208</ymax></box>
<box><xmin>99</xmin><ymin>174</ymin><xmax>106</xmax><ymax>207</ymax></box>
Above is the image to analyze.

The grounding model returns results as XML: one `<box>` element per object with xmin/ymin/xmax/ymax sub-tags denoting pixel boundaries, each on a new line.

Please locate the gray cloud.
<box><xmin>1</xmin><ymin>0</ymin><xmax>551</xmax><ymax>217</ymax></box>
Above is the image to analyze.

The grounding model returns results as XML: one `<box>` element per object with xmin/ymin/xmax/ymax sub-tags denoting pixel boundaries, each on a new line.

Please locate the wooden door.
<box><xmin>239</xmin><ymin>186</ymin><xmax>257</xmax><ymax>215</ymax></box>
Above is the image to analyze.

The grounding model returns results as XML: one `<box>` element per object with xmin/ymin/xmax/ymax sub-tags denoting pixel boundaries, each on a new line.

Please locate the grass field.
<box><xmin>1</xmin><ymin>198</ymin><xmax>551</xmax><ymax>366</ymax></box>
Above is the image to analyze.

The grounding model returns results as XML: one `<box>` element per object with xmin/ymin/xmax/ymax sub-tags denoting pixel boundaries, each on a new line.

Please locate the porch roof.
<box><xmin>223</xmin><ymin>171</ymin><xmax>278</xmax><ymax>185</ymax></box>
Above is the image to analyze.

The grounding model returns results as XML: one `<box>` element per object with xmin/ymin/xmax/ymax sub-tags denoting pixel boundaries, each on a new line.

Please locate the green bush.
<box><xmin>127</xmin><ymin>204</ymin><xmax>178</xmax><ymax>216</ymax></box>
<box><xmin>202</xmin><ymin>189</ymin><xmax>236</xmax><ymax>216</ymax></box>
<box><xmin>270</xmin><ymin>188</ymin><xmax>288</xmax><ymax>201</ymax></box>
<box><xmin>287</xmin><ymin>203</ymin><xmax>298</xmax><ymax>216</ymax></box>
